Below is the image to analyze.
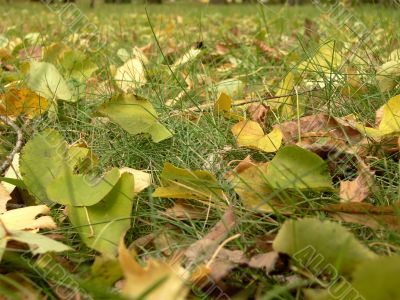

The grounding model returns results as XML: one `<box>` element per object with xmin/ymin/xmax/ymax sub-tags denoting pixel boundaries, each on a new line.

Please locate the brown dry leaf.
<box><xmin>247</xmin><ymin>251</ymin><xmax>280</xmax><ymax>274</ymax></box>
<box><xmin>163</xmin><ymin>200</ymin><xmax>206</xmax><ymax>220</ymax></box>
<box><xmin>0</xmin><ymin>184</ymin><xmax>11</xmax><ymax>214</ymax></box>
<box><xmin>208</xmin><ymin>248</ymin><xmax>248</xmax><ymax>281</ymax></box>
<box><xmin>118</xmin><ymin>240</ymin><xmax>189</xmax><ymax>300</ymax></box>
<box><xmin>304</xmin><ymin>18</ymin><xmax>319</xmax><ymax>42</ymax></box>
<box><xmin>253</xmin><ymin>40</ymin><xmax>283</xmax><ymax>62</ymax></box>
<box><xmin>0</xmin><ymin>205</ymin><xmax>57</xmax><ymax>232</ymax></box>
<box><xmin>247</xmin><ymin>103</ymin><xmax>270</xmax><ymax>125</ymax></box>
<box><xmin>340</xmin><ymin>160</ymin><xmax>375</xmax><ymax>203</ymax></box>
<box><xmin>0</xmin><ymin>87</ymin><xmax>48</xmax><ymax>118</ymax></box>
<box><xmin>274</xmin><ymin>113</ymin><xmax>362</xmax><ymax>154</ymax></box>
<box><xmin>322</xmin><ymin>202</ymin><xmax>400</xmax><ymax>231</ymax></box>
<box><xmin>184</xmin><ymin>207</ymin><xmax>236</xmax><ymax>266</ymax></box>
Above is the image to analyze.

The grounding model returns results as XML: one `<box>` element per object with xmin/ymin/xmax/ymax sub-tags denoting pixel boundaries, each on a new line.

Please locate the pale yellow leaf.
<box><xmin>0</xmin><ymin>205</ymin><xmax>56</xmax><ymax>231</ymax></box>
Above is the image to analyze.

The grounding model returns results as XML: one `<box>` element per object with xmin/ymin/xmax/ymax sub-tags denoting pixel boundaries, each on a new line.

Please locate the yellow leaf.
<box><xmin>297</xmin><ymin>41</ymin><xmax>342</xmax><ymax>73</ymax></box>
<box><xmin>0</xmin><ymin>205</ymin><xmax>56</xmax><ymax>232</ymax></box>
<box><xmin>376</xmin><ymin>60</ymin><xmax>400</xmax><ymax>92</ymax></box>
<box><xmin>0</xmin><ymin>185</ymin><xmax>11</xmax><ymax>214</ymax></box>
<box><xmin>214</xmin><ymin>92</ymin><xmax>231</xmax><ymax>112</ymax></box>
<box><xmin>114</xmin><ymin>58</ymin><xmax>147</xmax><ymax>92</ymax></box>
<box><xmin>119</xmin><ymin>167</ymin><xmax>152</xmax><ymax>193</ymax></box>
<box><xmin>231</xmin><ymin>120</ymin><xmax>282</xmax><ymax>152</ymax></box>
<box><xmin>214</xmin><ymin>92</ymin><xmax>244</xmax><ymax>120</ymax></box>
<box><xmin>118</xmin><ymin>240</ymin><xmax>189</xmax><ymax>300</ymax></box>
<box><xmin>378</xmin><ymin>94</ymin><xmax>400</xmax><ymax>133</ymax></box>
<box><xmin>273</xmin><ymin>72</ymin><xmax>295</xmax><ymax>117</ymax></box>
<box><xmin>0</xmin><ymin>87</ymin><xmax>48</xmax><ymax>118</ymax></box>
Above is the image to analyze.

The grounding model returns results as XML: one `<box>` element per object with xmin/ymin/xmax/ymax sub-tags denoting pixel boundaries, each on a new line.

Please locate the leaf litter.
<box><xmin>0</xmin><ymin>5</ymin><xmax>399</xmax><ymax>300</ymax></box>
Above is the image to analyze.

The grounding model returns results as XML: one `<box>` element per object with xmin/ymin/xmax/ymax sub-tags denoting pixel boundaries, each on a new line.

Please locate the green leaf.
<box><xmin>46</xmin><ymin>168</ymin><xmax>121</xmax><ymax>206</ymax></box>
<box><xmin>97</xmin><ymin>93</ymin><xmax>172</xmax><ymax>143</ymax></box>
<box><xmin>273</xmin><ymin>218</ymin><xmax>377</xmax><ymax>276</ymax></box>
<box><xmin>349</xmin><ymin>255</ymin><xmax>400</xmax><ymax>300</ymax></box>
<box><xmin>152</xmin><ymin>162</ymin><xmax>226</xmax><ymax>206</ymax></box>
<box><xmin>59</xmin><ymin>50</ymin><xmax>98</xmax><ymax>81</ymax></box>
<box><xmin>20</xmin><ymin>129</ymin><xmax>75</xmax><ymax>203</ymax></box>
<box><xmin>68</xmin><ymin>173</ymin><xmax>135</xmax><ymax>256</ymax></box>
<box><xmin>27</xmin><ymin>61</ymin><xmax>73</xmax><ymax>101</ymax></box>
<box><xmin>267</xmin><ymin>145</ymin><xmax>333</xmax><ymax>191</ymax></box>
<box><xmin>305</xmin><ymin>255</ymin><xmax>400</xmax><ymax>300</ymax></box>
<box><xmin>0</xmin><ymin>226</ymin><xmax>71</xmax><ymax>261</ymax></box>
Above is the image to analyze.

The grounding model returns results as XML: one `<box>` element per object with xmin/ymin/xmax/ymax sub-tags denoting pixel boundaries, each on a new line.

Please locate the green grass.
<box><xmin>1</xmin><ymin>2</ymin><xmax>400</xmax><ymax>299</ymax></box>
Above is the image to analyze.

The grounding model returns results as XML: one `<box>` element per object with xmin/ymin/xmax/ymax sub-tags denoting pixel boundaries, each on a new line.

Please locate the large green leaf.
<box><xmin>20</xmin><ymin>129</ymin><xmax>75</xmax><ymax>203</ymax></box>
<box><xmin>46</xmin><ymin>168</ymin><xmax>121</xmax><ymax>206</ymax></box>
<box><xmin>27</xmin><ymin>61</ymin><xmax>73</xmax><ymax>101</ymax></box>
<box><xmin>349</xmin><ymin>255</ymin><xmax>400</xmax><ymax>300</ymax></box>
<box><xmin>273</xmin><ymin>218</ymin><xmax>377</xmax><ymax>276</ymax></box>
<box><xmin>97</xmin><ymin>93</ymin><xmax>172</xmax><ymax>143</ymax></box>
<box><xmin>68</xmin><ymin>173</ymin><xmax>135</xmax><ymax>256</ymax></box>
<box><xmin>267</xmin><ymin>145</ymin><xmax>333</xmax><ymax>191</ymax></box>
<box><xmin>305</xmin><ymin>255</ymin><xmax>400</xmax><ymax>300</ymax></box>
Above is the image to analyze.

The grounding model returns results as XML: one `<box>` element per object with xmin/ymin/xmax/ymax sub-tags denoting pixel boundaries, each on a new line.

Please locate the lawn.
<box><xmin>0</xmin><ymin>2</ymin><xmax>399</xmax><ymax>300</ymax></box>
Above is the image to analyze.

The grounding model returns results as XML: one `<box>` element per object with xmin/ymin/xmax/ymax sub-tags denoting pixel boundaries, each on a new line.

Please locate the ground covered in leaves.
<box><xmin>0</xmin><ymin>2</ymin><xmax>399</xmax><ymax>300</ymax></box>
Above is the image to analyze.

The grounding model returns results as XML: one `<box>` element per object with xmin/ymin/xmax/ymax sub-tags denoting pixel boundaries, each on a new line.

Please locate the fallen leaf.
<box><xmin>271</xmin><ymin>72</ymin><xmax>295</xmax><ymax>118</ymax></box>
<box><xmin>20</xmin><ymin>129</ymin><xmax>77</xmax><ymax>203</ymax></box>
<box><xmin>340</xmin><ymin>160</ymin><xmax>375</xmax><ymax>203</ymax></box>
<box><xmin>376</xmin><ymin>60</ymin><xmax>400</xmax><ymax>92</ymax></box>
<box><xmin>0</xmin><ymin>87</ymin><xmax>48</xmax><ymax>118</ymax></box>
<box><xmin>247</xmin><ymin>103</ymin><xmax>270</xmax><ymax>125</ymax></box>
<box><xmin>0</xmin><ymin>205</ymin><xmax>56</xmax><ymax>231</ymax></box>
<box><xmin>214</xmin><ymin>92</ymin><xmax>243</xmax><ymax>120</ymax></box>
<box><xmin>0</xmin><ymin>225</ymin><xmax>71</xmax><ymax>261</ymax></box>
<box><xmin>247</xmin><ymin>251</ymin><xmax>280</xmax><ymax>274</ymax></box>
<box><xmin>231</xmin><ymin>120</ymin><xmax>282</xmax><ymax>153</ymax></box>
<box><xmin>118</xmin><ymin>240</ymin><xmax>189</xmax><ymax>300</ymax></box>
<box><xmin>172</xmin><ymin>48</ymin><xmax>201</xmax><ymax>71</ymax></box>
<box><xmin>273</xmin><ymin>113</ymin><xmax>362</xmax><ymax>154</ymax></box>
<box><xmin>152</xmin><ymin>162</ymin><xmax>227</xmax><ymax>206</ymax></box>
<box><xmin>297</xmin><ymin>41</ymin><xmax>342</xmax><ymax>74</ymax></box>
<box><xmin>162</xmin><ymin>200</ymin><xmax>206</xmax><ymax>220</ymax></box>
<box><xmin>253</xmin><ymin>40</ymin><xmax>282</xmax><ymax>61</ymax></box>
<box><xmin>114</xmin><ymin>58</ymin><xmax>147</xmax><ymax>92</ymax></box>
<box><xmin>208</xmin><ymin>248</ymin><xmax>248</xmax><ymax>281</ymax></box>
<box><xmin>185</xmin><ymin>207</ymin><xmax>236</xmax><ymax>267</ymax></box>
<box><xmin>215</xmin><ymin>79</ymin><xmax>245</xmax><ymax>99</ymax></box>
<box><xmin>97</xmin><ymin>93</ymin><xmax>172</xmax><ymax>143</ymax></box>
<box><xmin>59</xmin><ymin>49</ymin><xmax>98</xmax><ymax>81</ymax></box>
<box><xmin>27</xmin><ymin>61</ymin><xmax>73</xmax><ymax>101</ymax></box>
<box><xmin>273</xmin><ymin>218</ymin><xmax>377</xmax><ymax>276</ymax></box>
<box><xmin>68</xmin><ymin>173</ymin><xmax>135</xmax><ymax>256</ymax></box>
<box><xmin>304</xmin><ymin>256</ymin><xmax>400</xmax><ymax>300</ymax></box>
<box><xmin>267</xmin><ymin>145</ymin><xmax>333</xmax><ymax>191</ymax></box>
<box><xmin>226</xmin><ymin>158</ymin><xmax>276</xmax><ymax>212</ymax></box>
<box><xmin>120</xmin><ymin>167</ymin><xmax>152</xmax><ymax>193</ymax></box>
<box><xmin>46</xmin><ymin>167</ymin><xmax>121</xmax><ymax>206</ymax></box>
<box><xmin>321</xmin><ymin>202</ymin><xmax>400</xmax><ymax>231</ymax></box>
<box><xmin>0</xmin><ymin>184</ymin><xmax>11</xmax><ymax>214</ymax></box>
